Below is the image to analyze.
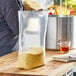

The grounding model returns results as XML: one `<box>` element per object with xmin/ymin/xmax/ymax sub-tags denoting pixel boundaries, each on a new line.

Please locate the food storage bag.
<box><xmin>18</xmin><ymin>11</ymin><xmax>48</xmax><ymax>69</ymax></box>
<box><xmin>21</xmin><ymin>0</ymin><xmax>53</xmax><ymax>10</ymax></box>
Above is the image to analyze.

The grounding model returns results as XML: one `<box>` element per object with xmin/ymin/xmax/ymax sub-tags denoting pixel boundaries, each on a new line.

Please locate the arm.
<box><xmin>0</xmin><ymin>0</ymin><xmax>19</xmax><ymax>35</ymax></box>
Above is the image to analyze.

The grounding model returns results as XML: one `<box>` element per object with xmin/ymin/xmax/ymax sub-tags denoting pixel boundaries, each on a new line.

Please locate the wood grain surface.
<box><xmin>0</xmin><ymin>50</ymin><xmax>75</xmax><ymax>76</ymax></box>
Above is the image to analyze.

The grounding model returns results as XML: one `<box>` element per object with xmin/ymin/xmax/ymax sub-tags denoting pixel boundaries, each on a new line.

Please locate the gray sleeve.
<box><xmin>0</xmin><ymin>0</ymin><xmax>19</xmax><ymax>35</ymax></box>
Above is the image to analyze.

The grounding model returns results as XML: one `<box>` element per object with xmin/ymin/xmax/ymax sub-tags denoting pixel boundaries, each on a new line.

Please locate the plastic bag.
<box><xmin>21</xmin><ymin>0</ymin><xmax>54</xmax><ymax>10</ymax></box>
<box><xmin>18</xmin><ymin>11</ymin><xmax>48</xmax><ymax>69</ymax></box>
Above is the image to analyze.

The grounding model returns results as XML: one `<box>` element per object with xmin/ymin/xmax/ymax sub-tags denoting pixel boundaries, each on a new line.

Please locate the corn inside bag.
<box><xmin>18</xmin><ymin>11</ymin><xmax>48</xmax><ymax>69</ymax></box>
<box><xmin>22</xmin><ymin>0</ymin><xmax>54</xmax><ymax>10</ymax></box>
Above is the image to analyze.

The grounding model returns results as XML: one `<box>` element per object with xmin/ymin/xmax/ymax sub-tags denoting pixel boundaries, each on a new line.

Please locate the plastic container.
<box><xmin>17</xmin><ymin>11</ymin><xmax>48</xmax><ymax>69</ymax></box>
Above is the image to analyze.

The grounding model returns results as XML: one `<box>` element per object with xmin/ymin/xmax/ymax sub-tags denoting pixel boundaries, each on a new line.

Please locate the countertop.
<box><xmin>0</xmin><ymin>50</ymin><xmax>75</xmax><ymax>76</ymax></box>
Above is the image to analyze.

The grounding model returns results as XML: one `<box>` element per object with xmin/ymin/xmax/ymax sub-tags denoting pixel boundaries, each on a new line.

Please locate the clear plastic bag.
<box><xmin>18</xmin><ymin>11</ymin><xmax>48</xmax><ymax>69</ymax></box>
<box><xmin>21</xmin><ymin>0</ymin><xmax>53</xmax><ymax>10</ymax></box>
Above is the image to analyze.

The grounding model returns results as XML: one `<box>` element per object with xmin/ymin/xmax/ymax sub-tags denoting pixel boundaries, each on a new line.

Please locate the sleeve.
<box><xmin>0</xmin><ymin>0</ymin><xmax>19</xmax><ymax>35</ymax></box>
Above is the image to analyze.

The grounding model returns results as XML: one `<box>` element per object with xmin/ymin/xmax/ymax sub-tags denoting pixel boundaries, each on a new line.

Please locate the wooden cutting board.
<box><xmin>0</xmin><ymin>50</ymin><xmax>75</xmax><ymax>76</ymax></box>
